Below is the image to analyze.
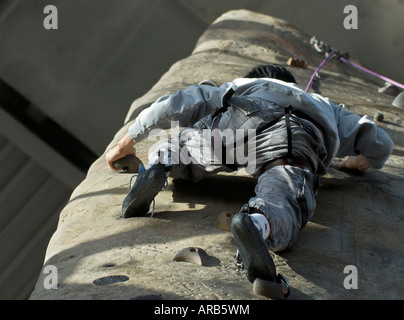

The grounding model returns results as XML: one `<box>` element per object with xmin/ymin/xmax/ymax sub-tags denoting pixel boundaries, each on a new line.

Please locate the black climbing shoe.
<box><xmin>231</xmin><ymin>209</ymin><xmax>277</xmax><ymax>283</ymax></box>
<box><xmin>122</xmin><ymin>163</ymin><xmax>167</xmax><ymax>218</ymax></box>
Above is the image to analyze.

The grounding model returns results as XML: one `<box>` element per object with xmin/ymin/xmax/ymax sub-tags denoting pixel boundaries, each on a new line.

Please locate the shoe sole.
<box><xmin>122</xmin><ymin>165</ymin><xmax>167</xmax><ymax>218</ymax></box>
<box><xmin>231</xmin><ymin>211</ymin><xmax>277</xmax><ymax>283</ymax></box>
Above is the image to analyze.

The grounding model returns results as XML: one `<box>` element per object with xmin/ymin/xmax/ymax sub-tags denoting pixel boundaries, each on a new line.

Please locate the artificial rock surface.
<box><xmin>30</xmin><ymin>10</ymin><xmax>404</xmax><ymax>300</ymax></box>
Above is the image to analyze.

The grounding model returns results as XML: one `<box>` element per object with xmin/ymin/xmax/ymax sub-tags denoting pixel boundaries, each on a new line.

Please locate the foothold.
<box><xmin>93</xmin><ymin>275</ymin><xmax>129</xmax><ymax>286</ymax></box>
<box><xmin>112</xmin><ymin>154</ymin><xmax>144</xmax><ymax>173</ymax></box>
<box><xmin>378</xmin><ymin>82</ymin><xmax>402</xmax><ymax>97</ymax></box>
<box><xmin>173</xmin><ymin>247</ymin><xmax>210</xmax><ymax>266</ymax></box>
<box><xmin>374</xmin><ymin>112</ymin><xmax>384</xmax><ymax>122</ymax></box>
<box><xmin>215</xmin><ymin>211</ymin><xmax>234</xmax><ymax>232</ymax></box>
<box><xmin>392</xmin><ymin>91</ymin><xmax>404</xmax><ymax>108</ymax></box>
<box><xmin>252</xmin><ymin>278</ymin><xmax>287</xmax><ymax>300</ymax></box>
<box><xmin>287</xmin><ymin>57</ymin><xmax>308</xmax><ymax>69</ymax></box>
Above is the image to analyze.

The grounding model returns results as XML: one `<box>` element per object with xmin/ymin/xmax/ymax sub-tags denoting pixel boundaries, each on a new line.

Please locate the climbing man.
<box><xmin>106</xmin><ymin>64</ymin><xmax>393</xmax><ymax>296</ymax></box>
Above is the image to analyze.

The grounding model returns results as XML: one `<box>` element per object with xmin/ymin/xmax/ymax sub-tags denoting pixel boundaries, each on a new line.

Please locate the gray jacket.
<box><xmin>129</xmin><ymin>78</ymin><xmax>393</xmax><ymax>173</ymax></box>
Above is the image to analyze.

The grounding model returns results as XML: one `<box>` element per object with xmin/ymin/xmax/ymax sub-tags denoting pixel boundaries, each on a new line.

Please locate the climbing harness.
<box><xmin>306</xmin><ymin>37</ymin><xmax>404</xmax><ymax>92</ymax></box>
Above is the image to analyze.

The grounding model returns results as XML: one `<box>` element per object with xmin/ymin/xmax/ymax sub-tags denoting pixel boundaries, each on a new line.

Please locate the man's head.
<box><xmin>244</xmin><ymin>64</ymin><xmax>297</xmax><ymax>84</ymax></box>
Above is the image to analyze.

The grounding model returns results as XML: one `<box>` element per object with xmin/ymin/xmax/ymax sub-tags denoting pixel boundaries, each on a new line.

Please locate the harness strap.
<box><xmin>212</xmin><ymin>87</ymin><xmax>235</xmax><ymax>118</ymax></box>
<box><xmin>284</xmin><ymin>105</ymin><xmax>293</xmax><ymax>161</ymax></box>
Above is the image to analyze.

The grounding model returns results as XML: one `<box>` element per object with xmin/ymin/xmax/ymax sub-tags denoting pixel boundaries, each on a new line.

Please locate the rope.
<box><xmin>339</xmin><ymin>57</ymin><xmax>404</xmax><ymax>90</ymax></box>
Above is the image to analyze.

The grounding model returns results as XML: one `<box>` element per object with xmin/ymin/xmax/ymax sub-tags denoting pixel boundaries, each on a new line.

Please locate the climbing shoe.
<box><xmin>231</xmin><ymin>208</ymin><xmax>277</xmax><ymax>283</ymax></box>
<box><xmin>122</xmin><ymin>163</ymin><xmax>167</xmax><ymax>218</ymax></box>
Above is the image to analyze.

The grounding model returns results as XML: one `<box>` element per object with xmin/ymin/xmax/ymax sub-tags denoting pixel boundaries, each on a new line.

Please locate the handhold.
<box><xmin>373</xmin><ymin>112</ymin><xmax>384</xmax><ymax>122</ymax></box>
<box><xmin>252</xmin><ymin>278</ymin><xmax>287</xmax><ymax>300</ymax></box>
<box><xmin>392</xmin><ymin>91</ymin><xmax>404</xmax><ymax>108</ymax></box>
<box><xmin>112</xmin><ymin>154</ymin><xmax>144</xmax><ymax>173</ymax></box>
<box><xmin>287</xmin><ymin>57</ymin><xmax>308</xmax><ymax>69</ymax></box>
<box><xmin>215</xmin><ymin>211</ymin><xmax>234</xmax><ymax>232</ymax></box>
<box><xmin>173</xmin><ymin>247</ymin><xmax>210</xmax><ymax>266</ymax></box>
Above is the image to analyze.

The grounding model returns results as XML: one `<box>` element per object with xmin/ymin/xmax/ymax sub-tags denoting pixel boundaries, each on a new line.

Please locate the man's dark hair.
<box><xmin>244</xmin><ymin>64</ymin><xmax>297</xmax><ymax>84</ymax></box>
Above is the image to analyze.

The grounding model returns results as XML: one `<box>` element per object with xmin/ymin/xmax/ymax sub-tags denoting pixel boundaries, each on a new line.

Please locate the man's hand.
<box><xmin>339</xmin><ymin>155</ymin><xmax>370</xmax><ymax>173</ymax></box>
<box><xmin>106</xmin><ymin>133</ymin><xmax>136</xmax><ymax>171</ymax></box>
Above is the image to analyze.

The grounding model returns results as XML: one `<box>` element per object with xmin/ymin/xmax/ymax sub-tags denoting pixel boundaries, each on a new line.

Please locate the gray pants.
<box><xmin>147</xmin><ymin>121</ymin><xmax>320</xmax><ymax>252</ymax></box>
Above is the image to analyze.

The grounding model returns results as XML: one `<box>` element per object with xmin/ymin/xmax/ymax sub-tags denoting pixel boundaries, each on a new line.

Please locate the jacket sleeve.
<box><xmin>334</xmin><ymin>104</ymin><xmax>394</xmax><ymax>169</ymax></box>
<box><xmin>128</xmin><ymin>84</ymin><xmax>227</xmax><ymax>142</ymax></box>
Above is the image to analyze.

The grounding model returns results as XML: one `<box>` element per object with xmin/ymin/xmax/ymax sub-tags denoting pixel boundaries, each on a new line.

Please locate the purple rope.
<box><xmin>339</xmin><ymin>57</ymin><xmax>404</xmax><ymax>90</ymax></box>
<box><xmin>305</xmin><ymin>50</ymin><xmax>337</xmax><ymax>92</ymax></box>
